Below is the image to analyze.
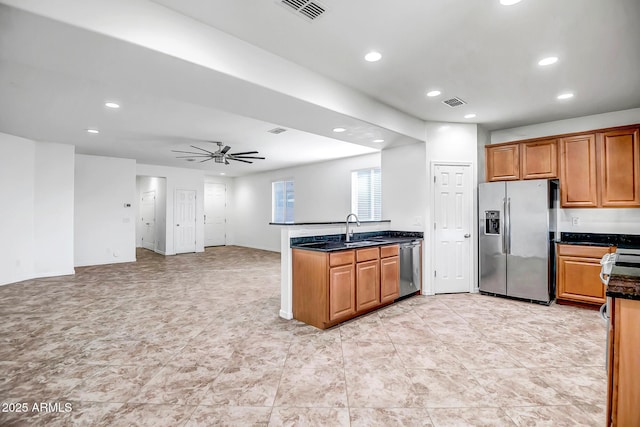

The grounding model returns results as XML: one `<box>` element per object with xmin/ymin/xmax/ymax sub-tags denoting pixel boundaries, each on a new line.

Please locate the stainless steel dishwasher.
<box><xmin>398</xmin><ymin>240</ymin><xmax>421</xmax><ymax>298</ymax></box>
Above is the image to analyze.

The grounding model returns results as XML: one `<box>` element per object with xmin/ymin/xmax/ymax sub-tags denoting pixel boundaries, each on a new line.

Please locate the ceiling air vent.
<box><xmin>442</xmin><ymin>97</ymin><xmax>467</xmax><ymax>108</ymax></box>
<box><xmin>280</xmin><ymin>0</ymin><xmax>327</xmax><ymax>21</ymax></box>
<box><xmin>268</xmin><ymin>127</ymin><xmax>288</xmax><ymax>134</ymax></box>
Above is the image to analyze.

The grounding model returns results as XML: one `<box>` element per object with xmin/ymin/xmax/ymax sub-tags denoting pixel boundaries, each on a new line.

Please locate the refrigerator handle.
<box><xmin>506</xmin><ymin>197</ymin><xmax>511</xmax><ymax>254</ymax></box>
<box><xmin>502</xmin><ymin>198</ymin><xmax>507</xmax><ymax>254</ymax></box>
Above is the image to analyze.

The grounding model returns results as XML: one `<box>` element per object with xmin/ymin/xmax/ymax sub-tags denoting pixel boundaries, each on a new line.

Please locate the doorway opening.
<box><xmin>136</xmin><ymin>176</ymin><xmax>167</xmax><ymax>255</ymax></box>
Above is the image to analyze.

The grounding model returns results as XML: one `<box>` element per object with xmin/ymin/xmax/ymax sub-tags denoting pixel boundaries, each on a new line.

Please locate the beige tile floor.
<box><xmin>0</xmin><ymin>246</ymin><xmax>607</xmax><ymax>426</ymax></box>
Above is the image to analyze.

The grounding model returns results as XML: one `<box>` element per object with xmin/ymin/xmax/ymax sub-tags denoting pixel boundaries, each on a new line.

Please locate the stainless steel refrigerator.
<box><xmin>479</xmin><ymin>179</ymin><xmax>558</xmax><ymax>304</ymax></box>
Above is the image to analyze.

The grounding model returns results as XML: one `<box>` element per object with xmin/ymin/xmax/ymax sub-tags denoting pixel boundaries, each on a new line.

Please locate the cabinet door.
<box><xmin>329</xmin><ymin>264</ymin><xmax>356</xmax><ymax>322</ymax></box>
<box><xmin>521</xmin><ymin>139</ymin><xmax>558</xmax><ymax>179</ymax></box>
<box><xmin>560</xmin><ymin>134</ymin><xmax>598</xmax><ymax>207</ymax></box>
<box><xmin>556</xmin><ymin>255</ymin><xmax>605</xmax><ymax>304</ymax></box>
<box><xmin>598</xmin><ymin>127</ymin><xmax>640</xmax><ymax>207</ymax></box>
<box><xmin>486</xmin><ymin>144</ymin><xmax>520</xmax><ymax>181</ymax></box>
<box><xmin>356</xmin><ymin>260</ymin><xmax>380</xmax><ymax>312</ymax></box>
<box><xmin>380</xmin><ymin>256</ymin><xmax>399</xmax><ymax>303</ymax></box>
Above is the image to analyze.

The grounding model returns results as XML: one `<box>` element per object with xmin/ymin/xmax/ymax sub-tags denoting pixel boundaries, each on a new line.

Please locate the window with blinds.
<box><xmin>351</xmin><ymin>168</ymin><xmax>381</xmax><ymax>221</ymax></box>
<box><xmin>272</xmin><ymin>180</ymin><xmax>294</xmax><ymax>223</ymax></box>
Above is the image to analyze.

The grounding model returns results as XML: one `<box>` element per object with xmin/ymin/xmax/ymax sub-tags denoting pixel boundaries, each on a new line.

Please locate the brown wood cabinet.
<box><xmin>292</xmin><ymin>244</ymin><xmax>400</xmax><ymax>329</ymax></box>
<box><xmin>560</xmin><ymin>134</ymin><xmax>598</xmax><ymax>207</ymax></box>
<box><xmin>521</xmin><ymin>139</ymin><xmax>558</xmax><ymax>179</ymax></box>
<box><xmin>598</xmin><ymin>127</ymin><xmax>640</xmax><ymax>207</ymax></box>
<box><xmin>487</xmin><ymin>124</ymin><xmax>640</xmax><ymax>208</ymax></box>
<box><xmin>486</xmin><ymin>143</ymin><xmax>520</xmax><ymax>181</ymax></box>
<box><xmin>556</xmin><ymin>244</ymin><xmax>615</xmax><ymax>305</ymax></box>
<box><xmin>380</xmin><ymin>245</ymin><xmax>400</xmax><ymax>303</ymax></box>
<box><xmin>607</xmin><ymin>297</ymin><xmax>640</xmax><ymax>427</ymax></box>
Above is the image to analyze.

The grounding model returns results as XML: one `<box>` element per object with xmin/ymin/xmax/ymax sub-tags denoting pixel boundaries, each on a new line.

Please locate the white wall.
<box><xmin>490</xmin><ymin>108</ymin><xmax>640</xmax><ymax>235</ymax></box>
<box><xmin>75</xmin><ymin>154</ymin><xmax>136</xmax><ymax>266</ymax></box>
<box><xmin>0</xmin><ymin>132</ymin><xmax>75</xmax><ymax>285</ymax></box>
<box><xmin>424</xmin><ymin>122</ymin><xmax>479</xmax><ymax>293</ymax></box>
<box><xmin>490</xmin><ymin>107</ymin><xmax>640</xmax><ymax>143</ymax></box>
<box><xmin>34</xmin><ymin>142</ymin><xmax>75</xmax><ymax>276</ymax></box>
<box><xmin>135</xmin><ymin>176</ymin><xmax>167</xmax><ymax>253</ymax></box>
<box><xmin>381</xmin><ymin>142</ymin><xmax>427</xmax><ymax>231</ymax></box>
<box><xmin>0</xmin><ymin>133</ymin><xmax>36</xmax><ymax>285</ymax></box>
<box><xmin>233</xmin><ymin>153</ymin><xmax>381</xmax><ymax>252</ymax></box>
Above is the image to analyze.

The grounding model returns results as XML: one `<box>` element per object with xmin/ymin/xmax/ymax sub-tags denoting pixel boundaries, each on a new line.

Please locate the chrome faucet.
<box><xmin>345</xmin><ymin>213</ymin><xmax>360</xmax><ymax>242</ymax></box>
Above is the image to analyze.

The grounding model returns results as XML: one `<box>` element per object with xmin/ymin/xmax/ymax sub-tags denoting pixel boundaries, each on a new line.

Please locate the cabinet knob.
<box><xmin>464</xmin><ymin>234</ymin><xmax>471</xmax><ymax>238</ymax></box>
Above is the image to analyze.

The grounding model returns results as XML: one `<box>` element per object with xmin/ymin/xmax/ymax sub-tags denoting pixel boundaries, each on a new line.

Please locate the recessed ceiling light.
<box><xmin>538</xmin><ymin>56</ymin><xmax>558</xmax><ymax>66</ymax></box>
<box><xmin>86</xmin><ymin>129</ymin><xmax>99</xmax><ymax>134</ymax></box>
<box><xmin>364</xmin><ymin>51</ymin><xmax>382</xmax><ymax>62</ymax></box>
<box><xmin>373</xmin><ymin>139</ymin><xmax>384</xmax><ymax>143</ymax></box>
<box><xmin>464</xmin><ymin>113</ymin><xmax>477</xmax><ymax>119</ymax></box>
<box><xmin>426</xmin><ymin>90</ymin><xmax>441</xmax><ymax>97</ymax></box>
<box><xmin>500</xmin><ymin>0</ymin><xmax>522</xmax><ymax>5</ymax></box>
<box><xmin>220</xmin><ymin>172</ymin><xmax>226</xmax><ymax>175</ymax></box>
<box><xmin>333</xmin><ymin>127</ymin><xmax>346</xmax><ymax>133</ymax></box>
<box><xmin>104</xmin><ymin>102</ymin><xmax>120</xmax><ymax>109</ymax></box>
<box><xmin>557</xmin><ymin>93</ymin><xmax>574</xmax><ymax>100</ymax></box>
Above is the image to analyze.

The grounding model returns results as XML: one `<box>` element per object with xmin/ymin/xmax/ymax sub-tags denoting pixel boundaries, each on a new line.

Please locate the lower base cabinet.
<box><xmin>607</xmin><ymin>297</ymin><xmax>640</xmax><ymax>427</ymax></box>
<box><xmin>293</xmin><ymin>244</ymin><xmax>400</xmax><ymax>329</ymax></box>
<box><xmin>556</xmin><ymin>244</ymin><xmax>615</xmax><ymax>305</ymax></box>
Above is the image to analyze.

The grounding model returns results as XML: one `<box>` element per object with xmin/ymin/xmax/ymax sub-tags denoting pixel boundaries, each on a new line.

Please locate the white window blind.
<box><xmin>272</xmin><ymin>180</ymin><xmax>294</xmax><ymax>223</ymax></box>
<box><xmin>351</xmin><ymin>168</ymin><xmax>381</xmax><ymax>221</ymax></box>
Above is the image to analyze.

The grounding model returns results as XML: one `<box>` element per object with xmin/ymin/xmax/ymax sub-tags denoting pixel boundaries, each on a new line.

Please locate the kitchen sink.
<box><xmin>344</xmin><ymin>240</ymin><xmax>378</xmax><ymax>247</ymax></box>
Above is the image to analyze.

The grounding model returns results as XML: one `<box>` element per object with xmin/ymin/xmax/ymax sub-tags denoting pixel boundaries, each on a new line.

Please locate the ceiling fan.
<box><xmin>172</xmin><ymin>141</ymin><xmax>265</xmax><ymax>165</ymax></box>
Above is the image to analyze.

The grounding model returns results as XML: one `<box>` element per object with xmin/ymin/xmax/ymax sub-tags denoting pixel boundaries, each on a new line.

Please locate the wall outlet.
<box><xmin>572</xmin><ymin>216</ymin><xmax>580</xmax><ymax>226</ymax></box>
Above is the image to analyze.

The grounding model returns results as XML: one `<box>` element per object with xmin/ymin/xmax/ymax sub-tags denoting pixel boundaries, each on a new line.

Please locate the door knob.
<box><xmin>464</xmin><ymin>233</ymin><xmax>471</xmax><ymax>238</ymax></box>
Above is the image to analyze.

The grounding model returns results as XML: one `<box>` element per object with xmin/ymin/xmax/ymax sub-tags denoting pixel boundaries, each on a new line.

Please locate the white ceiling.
<box><xmin>1</xmin><ymin>0</ymin><xmax>639</xmax><ymax>176</ymax></box>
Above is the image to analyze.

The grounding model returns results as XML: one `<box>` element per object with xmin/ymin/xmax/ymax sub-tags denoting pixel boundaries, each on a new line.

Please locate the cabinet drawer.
<box><xmin>380</xmin><ymin>244</ymin><xmax>399</xmax><ymax>258</ymax></box>
<box><xmin>329</xmin><ymin>250</ymin><xmax>354</xmax><ymax>267</ymax></box>
<box><xmin>557</xmin><ymin>244</ymin><xmax>613</xmax><ymax>258</ymax></box>
<box><xmin>356</xmin><ymin>247</ymin><xmax>379</xmax><ymax>262</ymax></box>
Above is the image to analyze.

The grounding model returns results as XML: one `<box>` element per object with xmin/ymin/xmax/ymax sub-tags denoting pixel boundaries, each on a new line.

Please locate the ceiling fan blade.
<box><xmin>190</xmin><ymin>145</ymin><xmax>217</xmax><ymax>155</ymax></box>
<box><xmin>220</xmin><ymin>146</ymin><xmax>231</xmax><ymax>154</ymax></box>
<box><xmin>171</xmin><ymin>150</ymin><xmax>211</xmax><ymax>155</ymax></box>
<box><xmin>229</xmin><ymin>158</ymin><xmax>253</xmax><ymax>164</ymax></box>
<box><xmin>232</xmin><ymin>156</ymin><xmax>265</xmax><ymax>160</ymax></box>
<box><xmin>224</xmin><ymin>159</ymin><xmax>230</xmax><ymax>165</ymax></box>
<box><xmin>229</xmin><ymin>151</ymin><xmax>259</xmax><ymax>156</ymax></box>
<box><xmin>199</xmin><ymin>157</ymin><xmax>213</xmax><ymax>163</ymax></box>
<box><xmin>175</xmin><ymin>155</ymin><xmax>211</xmax><ymax>159</ymax></box>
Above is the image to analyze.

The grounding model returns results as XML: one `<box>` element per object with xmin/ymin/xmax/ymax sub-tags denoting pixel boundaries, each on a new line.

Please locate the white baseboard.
<box><xmin>279</xmin><ymin>310</ymin><xmax>293</xmax><ymax>320</ymax></box>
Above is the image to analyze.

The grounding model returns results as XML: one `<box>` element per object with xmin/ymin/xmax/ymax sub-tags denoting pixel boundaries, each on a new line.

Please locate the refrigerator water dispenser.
<box><xmin>485</xmin><ymin>210</ymin><xmax>500</xmax><ymax>234</ymax></box>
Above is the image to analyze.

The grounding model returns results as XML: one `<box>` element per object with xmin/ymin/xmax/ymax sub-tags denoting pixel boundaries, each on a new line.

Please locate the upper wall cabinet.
<box><xmin>487</xmin><ymin>124</ymin><xmax>640</xmax><ymax>209</ymax></box>
<box><xmin>486</xmin><ymin>138</ymin><xmax>558</xmax><ymax>182</ymax></box>
<box><xmin>521</xmin><ymin>139</ymin><xmax>558</xmax><ymax>180</ymax></box>
<box><xmin>560</xmin><ymin>134</ymin><xmax>598</xmax><ymax>207</ymax></box>
<box><xmin>559</xmin><ymin>127</ymin><xmax>640</xmax><ymax>208</ymax></box>
<box><xmin>486</xmin><ymin>144</ymin><xmax>520</xmax><ymax>181</ymax></box>
<box><xmin>598</xmin><ymin>127</ymin><xmax>640</xmax><ymax>207</ymax></box>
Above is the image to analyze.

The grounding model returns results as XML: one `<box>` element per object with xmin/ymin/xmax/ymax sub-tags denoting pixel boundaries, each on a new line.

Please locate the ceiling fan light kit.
<box><xmin>172</xmin><ymin>141</ymin><xmax>265</xmax><ymax>166</ymax></box>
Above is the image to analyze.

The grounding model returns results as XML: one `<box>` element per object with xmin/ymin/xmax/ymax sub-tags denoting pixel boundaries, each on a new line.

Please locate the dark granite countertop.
<box><xmin>270</xmin><ymin>220</ymin><xmax>391</xmax><ymax>226</ymax></box>
<box><xmin>290</xmin><ymin>231</ymin><xmax>423</xmax><ymax>252</ymax></box>
<box><xmin>557</xmin><ymin>232</ymin><xmax>640</xmax><ymax>248</ymax></box>
<box><xmin>607</xmin><ymin>248</ymin><xmax>640</xmax><ymax>301</ymax></box>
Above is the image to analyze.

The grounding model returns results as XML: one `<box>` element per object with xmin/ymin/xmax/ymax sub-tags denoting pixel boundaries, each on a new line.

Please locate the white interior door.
<box><xmin>204</xmin><ymin>183</ymin><xmax>226</xmax><ymax>246</ymax></box>
<box><xmin>140</xmin><ymin>190</ymin><xmax>156</xmax><ymax>250</ymax></box>
<box><xmin>175</xmin><ymin>189</ymin><xmax>197</xmax><ymax>254</ymax></box>
<box><xmin>433</xmin><ymin>164</ymin><xmax>473</xmax><ymax>293</ymax></box>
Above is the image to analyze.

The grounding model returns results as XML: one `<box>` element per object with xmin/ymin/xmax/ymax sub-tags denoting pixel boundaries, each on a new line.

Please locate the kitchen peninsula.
<box><xmin>271</xmin><ymin>220</ymin><xmax>422</xmax><ymax>325</ymax></box>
